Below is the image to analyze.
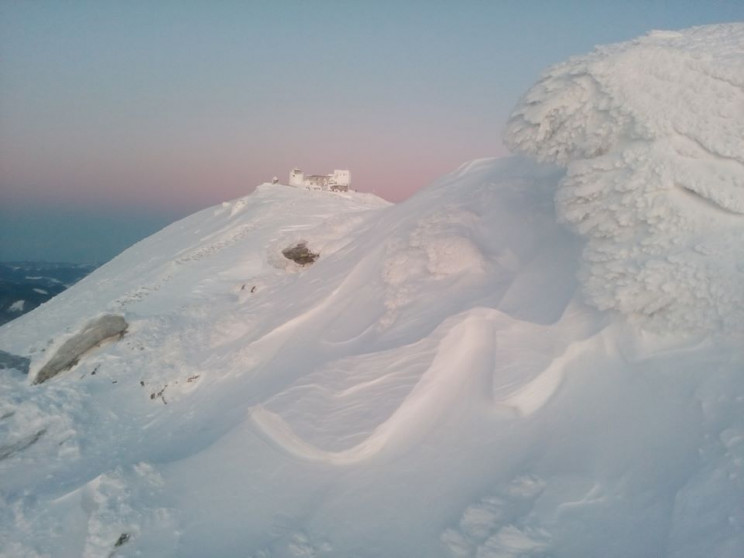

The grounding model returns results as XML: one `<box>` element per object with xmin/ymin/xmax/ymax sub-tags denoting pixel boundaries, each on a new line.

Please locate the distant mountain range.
<box><xmin>0</xmin><ymin>262</ymin><xmax>97</xmax><ymax>325</ymax></box>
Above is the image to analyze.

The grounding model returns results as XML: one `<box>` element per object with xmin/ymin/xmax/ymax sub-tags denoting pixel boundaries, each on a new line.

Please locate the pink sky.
<box><xmin>2</xmin><ymin>1</ymin><xmax>742</xmax><ymax>261</ymax></box>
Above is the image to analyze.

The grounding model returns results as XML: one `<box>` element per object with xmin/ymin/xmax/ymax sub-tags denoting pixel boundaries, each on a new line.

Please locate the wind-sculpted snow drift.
<box><xmin>0</xmin><ymin>23</ymin><xmax>743</xmax><ymax>558</ymax></box>
<box><xmin>506</xmin><ymin>23</ymin><xmax>744</xmax><ymax>335</ymax></box>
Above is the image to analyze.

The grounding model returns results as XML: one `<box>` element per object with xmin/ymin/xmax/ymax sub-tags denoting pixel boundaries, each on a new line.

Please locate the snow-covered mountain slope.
<box><xmin>1</xmin><ymin>24</ymin><xmax>743</xmax><ymax>558</ymax></box>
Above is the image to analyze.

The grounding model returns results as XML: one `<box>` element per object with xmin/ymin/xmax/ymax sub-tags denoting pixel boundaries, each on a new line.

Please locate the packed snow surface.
<box><xmin>1</xmin><ymin>23</ymin><xmax>743</xmax><ymax>558</ymax></box>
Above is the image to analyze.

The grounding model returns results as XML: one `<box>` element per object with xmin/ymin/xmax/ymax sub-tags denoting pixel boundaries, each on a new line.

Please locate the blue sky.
<box><xmin>1</xmin><ymin>0</ymin><xmax>742</xmax><ymax>262</ymax></box>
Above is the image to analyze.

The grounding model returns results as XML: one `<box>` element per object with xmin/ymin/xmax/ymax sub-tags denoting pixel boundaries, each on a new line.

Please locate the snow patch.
<box><xmin>78</xmin><ymin>464</ymin><xmax>176</xmax><ymax>558</ymax></box>
<box><xmin>9</xmin><ymin>300</ymin><xmax>25</xmax><ymax>313</ymax></box>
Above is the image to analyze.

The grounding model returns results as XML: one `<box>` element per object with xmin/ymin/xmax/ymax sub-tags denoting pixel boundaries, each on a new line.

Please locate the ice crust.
<box><xmin>505</xmin><ymin>23</ymin><xmax>744</xmax><ymax>335</ymax></box>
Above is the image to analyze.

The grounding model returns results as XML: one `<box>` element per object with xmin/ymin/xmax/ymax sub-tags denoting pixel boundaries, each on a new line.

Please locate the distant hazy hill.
<box><xmin>0</xmin><ymin>262</ymin><xmax>97</xmax><ymax>325</ymax></box>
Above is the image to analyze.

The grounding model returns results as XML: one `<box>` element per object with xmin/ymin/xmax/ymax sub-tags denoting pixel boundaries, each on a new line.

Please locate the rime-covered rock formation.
<box><xmin>505</xmin><ymin>24</ymin><xmax>744</xmax><ymax>335</ymax></box>
<box><xmin>33</xmin><ymin>314</ymin><xmax>127</xmax><ymax>384</ymax></box>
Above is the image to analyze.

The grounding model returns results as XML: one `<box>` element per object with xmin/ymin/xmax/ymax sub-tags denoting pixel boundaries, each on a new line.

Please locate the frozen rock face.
<box><xmin>505</xmin><ymin>24</ymin><xmax>744</xmax><ymax>335</ymax></box>
<box><xmin>33</xmin><ymin>314</ymin><xmax>128</xmax><ymax>384</ymax></box>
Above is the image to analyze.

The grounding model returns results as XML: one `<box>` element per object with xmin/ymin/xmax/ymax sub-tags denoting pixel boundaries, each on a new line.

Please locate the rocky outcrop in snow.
<box><xmin>33</xmin><ymin>314</ymin><xmax>128</xmax><ymax>384</ymax></box>
<box><xmin>505</xmin><ymin>23</ymin><xmax>744</xmax><ymax>335</ymax></box>
<box><xmin>282</xmin><ymin>242</ymin><xmax>320</xmax><ymax>266</ymax></box>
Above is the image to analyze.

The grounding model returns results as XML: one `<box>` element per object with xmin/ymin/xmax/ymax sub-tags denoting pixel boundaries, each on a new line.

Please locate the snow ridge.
<box><xmin>505</xmin><ymin>23</ymin><xmax>744</xmax><ymax>335</ymax></box>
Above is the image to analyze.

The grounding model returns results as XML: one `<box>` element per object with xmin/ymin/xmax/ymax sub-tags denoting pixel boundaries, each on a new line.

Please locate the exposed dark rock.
<box><xmin>33</xmin><ymin>314</ymin><xmax>128</xmax><ymax>384</ymax></box>
<box><xmin>282</xmin><ymin>242</ymin><xmax>319</xmax><ymax>266</ymax></box>
<box><xmin>114</xmin><ymin>533</ymin><xmax>131</xmax><ymax>548</ymax></box>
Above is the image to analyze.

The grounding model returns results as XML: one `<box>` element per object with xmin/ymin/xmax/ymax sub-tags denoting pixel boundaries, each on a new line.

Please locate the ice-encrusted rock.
<box><xmin>33</xmin><ymin>314</ymin><xmax>128</xmax><ymax>384</ymax></box>
<box><xmin>505</xmin><ymin>23</ymin><xmax>744</xmax><ymax>335</ymax></box>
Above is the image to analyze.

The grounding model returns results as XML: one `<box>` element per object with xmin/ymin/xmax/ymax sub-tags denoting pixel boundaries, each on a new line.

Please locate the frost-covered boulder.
<box><xmin>33</xmin><ymin>314</ymin><xmax>128</xmax><ymax>384</ymax></box>
<box><xmin>505</xmin><ymin>24</ymin><xmax>744</xmax><ymax>335</ymax></box>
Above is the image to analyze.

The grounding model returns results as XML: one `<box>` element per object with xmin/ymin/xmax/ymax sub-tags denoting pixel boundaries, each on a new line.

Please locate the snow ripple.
<box><xmin>249</xmin><ymin>303</ymin><xmax>603</xmax><ymax>464</ymax></box>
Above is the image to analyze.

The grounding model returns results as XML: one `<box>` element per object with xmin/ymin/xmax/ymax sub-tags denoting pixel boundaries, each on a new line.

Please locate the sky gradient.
<box><xmin>2</xmin><ymin>0</ymin><xmax>743</xmax><ymax>262</ymax></box>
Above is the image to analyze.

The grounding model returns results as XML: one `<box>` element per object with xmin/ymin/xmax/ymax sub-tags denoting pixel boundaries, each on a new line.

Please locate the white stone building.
<box><xmin>288</xmin><ymin>168</ymin><xmax>351</xmax><ymax>192</ymax></box>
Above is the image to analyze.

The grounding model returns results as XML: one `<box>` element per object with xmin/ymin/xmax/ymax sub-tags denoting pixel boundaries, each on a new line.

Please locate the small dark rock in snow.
<box><xmin>282</xmin><ymin>242</ymin><xmax>319</xmax><ymax>266</ymax></box>
<box><xmin>114</xmin><ymin>532</ymin><xmax>131</xmax><ymax>548</ymax></box>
